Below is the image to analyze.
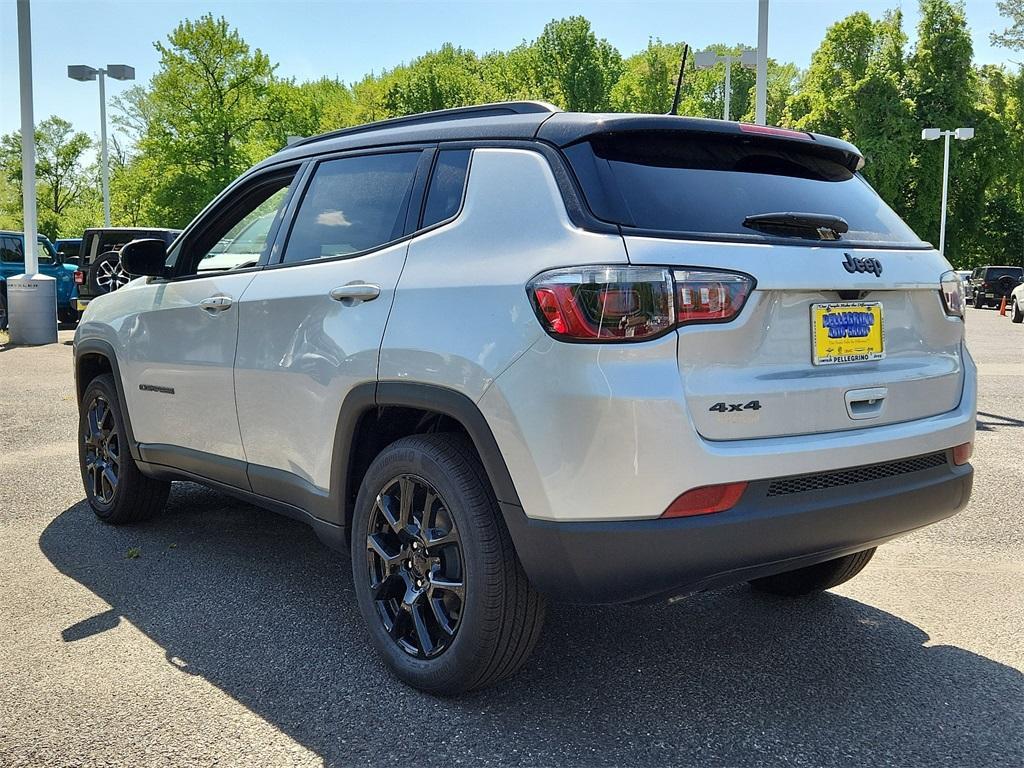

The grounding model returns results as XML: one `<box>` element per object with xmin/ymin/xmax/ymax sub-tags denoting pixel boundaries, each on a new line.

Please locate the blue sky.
<box><xmin>0</xmin><ymin>0</ymin><xmax>1017</xmax><ymax>141</ymax></box>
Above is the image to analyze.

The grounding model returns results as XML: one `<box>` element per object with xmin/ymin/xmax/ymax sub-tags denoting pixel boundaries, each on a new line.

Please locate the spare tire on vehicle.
<box><xmin>87</xmin><ymin>250</ymin><xmax>132</xmax><ymax>295</ymax></box>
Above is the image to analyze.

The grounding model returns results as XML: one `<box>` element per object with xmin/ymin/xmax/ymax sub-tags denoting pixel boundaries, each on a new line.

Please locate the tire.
<box><xmin>58</xmin><ymin>305</ymin><xmax>79</xmax><ymax>328</ymax></box>
<box><xmin>0</xmin><ymin>290</ymin><xmax>7</xmax><ymax>331</ymax></box>
<box><xmin>974</xmin><ymin>293</ymin><xmax>986</xmax><ymax>309</ymax></box>
<box><xmin>79</xmin><ymin>373</ymin><xmax>170</xmax><ymax>523</ymax></box>
<box><xmin>87</xmin><ymin>251</ymin><xmax>131</xmax><ymax>295</ymax></box>
<box><xmin>351</xmin><ymin>433</ymin><xmax>545</xmax><ymax>695</ymax></box>
<box><xmin>749</xmin><ymin>548</ymin><xmax>876</xmax><ymax>596</ymax></box>
<box><xmin>1012</xmin><ymin>297</ymin><xmax>1023</xmax><ymax>324</ymax></box>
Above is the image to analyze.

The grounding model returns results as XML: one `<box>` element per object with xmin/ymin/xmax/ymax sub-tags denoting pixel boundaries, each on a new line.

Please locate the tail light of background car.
<box><xmin>528</xmin><ymin>265</ymin><xmax>754</xmax><ymax>341</ymax></box>
<box><xmin>73</xmin><ymin>270</ymin><xmax>85</xmax><ymax>285</ymax></box>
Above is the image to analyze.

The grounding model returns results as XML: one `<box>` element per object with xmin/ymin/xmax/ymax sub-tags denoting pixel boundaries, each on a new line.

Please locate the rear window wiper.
<box><xmin>742</xmin><ymin>212</ymin><xmax>849</xmax><ymax>241</ymax></box>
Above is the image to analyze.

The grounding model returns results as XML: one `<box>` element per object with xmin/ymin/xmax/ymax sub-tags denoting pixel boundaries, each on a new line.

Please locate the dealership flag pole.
<box><xmin>9</xmin><ymin>0</ymin><xmax>58</xmax><ymax>345</ymax></box>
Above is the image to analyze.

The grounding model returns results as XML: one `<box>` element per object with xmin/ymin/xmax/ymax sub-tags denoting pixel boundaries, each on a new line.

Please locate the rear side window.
<box><xmin>564</xmin><ymin>132</ymin><xmax>924</xmax><ymax>247</ymax></box>
<box><xmin>282</xmin><ymin>151</ymin><xmax>420</xmax><ymax>264</ymax></box>
<box><xmin>421</xmin><ymin>150</ymin><xmax>470</xmax><ymax>228</ymax></box>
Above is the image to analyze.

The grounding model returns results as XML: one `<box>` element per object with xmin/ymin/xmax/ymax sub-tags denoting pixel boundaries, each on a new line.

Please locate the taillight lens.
<box><xmin>940</xmin><ymin>270</ymin><xmax>964</xmax><ymax>318</ymax></box>
<box><xmin>74</xmin><ymin>270</ymin><xmax>85</xmax><ymax>285</ymax></box>
<box><xmin>675</xmin><ymin>270</ymin><xmax>754</xmax><ymax>324</ymax></box>
<box><xmin>528</xmin><ymin>265</ymin><xmax>754</xmax><ymax>342</ymax></box>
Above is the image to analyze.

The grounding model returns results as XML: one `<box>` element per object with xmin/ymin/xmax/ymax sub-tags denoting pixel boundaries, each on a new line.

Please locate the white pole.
<box><xmin>755</xmin><ymin>0</ymin><xmax>769</xmax><ymax>125</ymax></box>
<box><xmin>11</xmin><ymin>0</ymin><xmax>57</xmax><ymax>344</ymax></box>
<box><xmin>17</xmin><ymin>0</ymin><xmax>37</xmax><ymax>275</ymax></box>
<box><xmin>98</xmin><ymin>68</ymin><xmax>111</xmax><ymax>226</ymax></box>
<box><xmin>723</xmin><ymin>57</ymin><xmax>732</xmax><ymax>121</ymax></box>
<box><xmin>939</xmin><ymin>131</ymin><xmax>951</xmax><ymax>257</ymax></box>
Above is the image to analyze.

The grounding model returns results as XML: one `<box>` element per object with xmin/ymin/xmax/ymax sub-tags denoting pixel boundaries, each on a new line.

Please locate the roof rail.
<box><xmin>289</xmin><ymin>101</ymin><xmax>561</xmax><ymax>149</ymax></box>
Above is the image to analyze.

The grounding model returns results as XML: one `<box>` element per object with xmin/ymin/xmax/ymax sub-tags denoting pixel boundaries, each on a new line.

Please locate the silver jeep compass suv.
<box><xmin>74</xmin><ymin>102</ymin><xmax>976</xmax><ymax>694</ymax></box>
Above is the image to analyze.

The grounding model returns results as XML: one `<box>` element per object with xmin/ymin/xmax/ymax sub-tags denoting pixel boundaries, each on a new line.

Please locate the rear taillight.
<box><xmin>528</xmin><ymin>266</ymin><xmax>754</xmax><ymax>342</ymax></box>
<box><xmin>73</xmin><ymin>270</ymin><xmax>85</xmax><ymax>285</ymax></box>
<box><xmin>939</xmin><ymin>270</ymin><xmax>964</xmax><ymax>318</ymax></box>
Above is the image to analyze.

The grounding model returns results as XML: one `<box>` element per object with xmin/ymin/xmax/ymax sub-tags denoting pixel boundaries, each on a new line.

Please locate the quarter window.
<box><xmin>282</xmin><ymin>151</ymin><xmax>421</xmax><ymax>264</ymax></box>
<box><xmin>421</xmin><ymin>149</ymin><xmax>471</xmax><ymax>228</ymax></box>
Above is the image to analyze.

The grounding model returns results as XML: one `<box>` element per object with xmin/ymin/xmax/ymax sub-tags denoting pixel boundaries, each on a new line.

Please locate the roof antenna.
<box><xmin>669</xmin><ymin>44</ymin><xmax>690</xmax><ymax>116</ymax></box>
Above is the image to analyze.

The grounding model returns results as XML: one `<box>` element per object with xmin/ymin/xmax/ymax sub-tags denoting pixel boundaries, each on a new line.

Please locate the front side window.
<box><xmin>0</xmin><ymin>236</ymin><xmax>55</xmax><ymax>263</ymax></box>
<box><xmin>172</xmin><ymin>171</ymin><xmax>295</xmax><ymax>276</ymax></box>
<box><xmin>282</xmin><ymin>151</ymin><xmax>420</xmax><ymax>264</ymax></box>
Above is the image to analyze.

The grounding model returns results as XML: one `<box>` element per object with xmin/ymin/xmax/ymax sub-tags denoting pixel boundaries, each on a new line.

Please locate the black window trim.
<box><xmin>165</xmin><ymin>161</ymin><xmax>308</xmax><ymax>282</ymax></box>
<box><xmin>266</xmin><ymin>145</ymin><xmax>435</xmax><ymax>271</ymax></box>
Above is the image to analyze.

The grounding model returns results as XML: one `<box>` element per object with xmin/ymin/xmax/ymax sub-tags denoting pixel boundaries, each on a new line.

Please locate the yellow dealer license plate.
<box><xmin>811</xmin><ymin>301</ymin><xmax>884</xmax><ymax>365</ymax></box>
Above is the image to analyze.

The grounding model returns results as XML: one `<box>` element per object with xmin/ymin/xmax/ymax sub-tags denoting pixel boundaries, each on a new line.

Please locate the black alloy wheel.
<box><xmin>366</xmin><ymin>474</ymin><xmax>465</xmax><ymax>659</ymax></box>
<box><xmin>82</xmin><ymin>394</ymin><xmax>120</xmax><ymax>505</ymax></box>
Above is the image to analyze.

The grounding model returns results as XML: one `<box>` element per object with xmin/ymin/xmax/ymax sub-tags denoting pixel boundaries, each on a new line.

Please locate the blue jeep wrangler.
<box><xmin>0</xmin><ymin>231</ymin><xmax>79</xmax><ymax>330</ymax></box>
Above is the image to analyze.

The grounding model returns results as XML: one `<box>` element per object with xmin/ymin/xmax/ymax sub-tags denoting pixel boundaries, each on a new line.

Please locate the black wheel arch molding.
<box><xmin>77</xmin><ymin>373</ymin><xmax>528</xmax><ymax>556</ymax></box>
<box><xmin>74</xmin><ymin>338</ymin><xmax>142</xmax><ymax>462</ymax></box>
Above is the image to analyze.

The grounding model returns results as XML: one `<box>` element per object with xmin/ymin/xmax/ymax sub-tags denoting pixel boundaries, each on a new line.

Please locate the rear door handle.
<box><xmin>330</xmin><ymin>283</ymin><xmax>380</xmax><ymax>305</ymax></box>
<box><xmin>199</xmin><ymin>295</ymin><xmax>233</xmax><ymax>313</ymax></box>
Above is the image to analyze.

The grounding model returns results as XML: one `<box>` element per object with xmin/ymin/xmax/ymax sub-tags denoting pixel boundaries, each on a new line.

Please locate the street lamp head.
<box><xmin>955</xmin><ymin>127</ymin><xmax>974</xmax><ymax>140</ymax></box>
<box><xmin>693</xmin><ymin>50</ymin><xmax>722</xmax><ymax>70</ymax></box>
<box><xmin>67</xmin><ymin>65</ymin><xmax>98</xmax><ymax>82</ymax></box>
<box><xmin>106</xmin><ymin>64</ymin><xmax>135</xmax><ymax>81</ymax></box>
<box><xmin>921</xmin><ymin>128</ymin><xmax>941</xmax><ymax>141</ymax></box>
<box><xmin>739</xmin><ymin>49</ymin><xmax>758</xmax><ymax>68</ymax></box>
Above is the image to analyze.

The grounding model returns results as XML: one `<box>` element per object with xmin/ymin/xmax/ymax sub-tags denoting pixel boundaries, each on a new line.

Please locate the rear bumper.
<box><xmin>504</xmin><ymin>454</ymin><xmax>972</xmax><ymax>604</ymax></box>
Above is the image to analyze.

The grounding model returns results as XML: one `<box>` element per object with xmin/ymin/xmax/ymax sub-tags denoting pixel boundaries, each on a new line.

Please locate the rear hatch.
<box><xmin>556</xmin><ymin>120</ymin><xmax>964</xmax><ymax>440</ymax></box>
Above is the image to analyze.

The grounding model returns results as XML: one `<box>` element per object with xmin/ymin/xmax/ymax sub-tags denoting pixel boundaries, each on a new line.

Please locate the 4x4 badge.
<box><xmin>842</xmin><ymin>252</ymin><xmax>883</xmax><ymax>277</ymax></box>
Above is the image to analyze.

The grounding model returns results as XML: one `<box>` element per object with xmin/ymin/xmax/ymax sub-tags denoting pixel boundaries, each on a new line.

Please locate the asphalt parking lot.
<box><xmin>0</xmin><ymin>306</ymin><xmax>1021</xmax><ymax>768</ymax></box>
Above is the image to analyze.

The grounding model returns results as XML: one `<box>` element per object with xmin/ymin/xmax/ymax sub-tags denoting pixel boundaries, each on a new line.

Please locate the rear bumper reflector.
<box><xmin>662</xmin><ymin>482</ymin><xmax>747</xmax><ymax>518</ymax></box>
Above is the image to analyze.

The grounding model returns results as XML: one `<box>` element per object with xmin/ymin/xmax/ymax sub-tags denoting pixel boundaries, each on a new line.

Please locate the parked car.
<box><xmin>0</xmin><ymin>230</ymin><xmax>78</xmax><ymax>329</ymax></box>
<box><xmin>74</xmin><ymin>103</ymin><xmax>976</xmax><ymax>694</ymax></box>
<box><xmin>73</xmin><ymin>227</ymin><xmax>181</xmax><ymax>312</ymax></box>
<box><xmin>54</xmin><ymin>237</ymin><xmax>83</xmax><ymax>267</ymax></box>
<box><xmin>1011</xmin><ymin>280</ymin><xmax>1024</xmax><ymax>323</ymax></box>
<box><xmin>967</xmin><ymin>265</ymin><xmax>1024</xmax><ymax>308</ymax></box>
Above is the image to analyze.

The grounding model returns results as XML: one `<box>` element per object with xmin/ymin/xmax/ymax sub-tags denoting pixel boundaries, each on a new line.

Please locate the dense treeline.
<box><xmin>1</xmin><ymin>0</ymin><xmax>1021</xmax><ymax>267</ymax></box>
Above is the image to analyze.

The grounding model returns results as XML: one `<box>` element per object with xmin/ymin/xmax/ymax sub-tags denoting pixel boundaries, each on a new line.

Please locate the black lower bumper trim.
<box><xmin>502</xmin><ymin>459</ymin><xmax>973</xmax><ymax>604</ymax></box>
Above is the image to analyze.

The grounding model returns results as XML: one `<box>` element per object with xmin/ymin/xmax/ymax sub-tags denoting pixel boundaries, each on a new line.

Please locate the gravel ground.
<box><xmin>0</xmin><ymin>306</ymin><xmax>1021</xmax><ymax>767</ymax></box>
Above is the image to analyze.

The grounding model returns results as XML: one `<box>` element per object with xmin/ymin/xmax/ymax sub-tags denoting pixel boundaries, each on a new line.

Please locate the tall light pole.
<box><xmin>68</xmin><ymin>63</ymin><xmax>135</xmax><ymax>226</ymax></box>
<box><xmin>754</xmin><ymin>0</ymin><xmax>769</xmax><ymax>125</ymax></box>
<box><xmin>9</xmin><ymin>0</ymin><xmax>57</xmax><ymax>344</ymax></box>
<box><xmin>921</xmin><ymin>127</ymin><xmax>974</xmax><ymax>257</ymax></box>
<box><xmin>694</xmin><ymin>49</ymin><xmax>757</xmax><ymax>121</ymax></box>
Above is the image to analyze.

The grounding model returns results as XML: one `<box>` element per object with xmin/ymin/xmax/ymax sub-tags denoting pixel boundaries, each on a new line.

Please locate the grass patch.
<box><xmin>126</xmin><ymin>547</ymin><xmax>141</xmax><ymax>560</ymax></box>
<box><xmin>0</xmin><ymin>329</ymin><xmax>9</xmax><ymax>346</ymax></box>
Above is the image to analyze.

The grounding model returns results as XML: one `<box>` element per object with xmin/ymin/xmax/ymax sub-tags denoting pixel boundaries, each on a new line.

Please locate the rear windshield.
<box><xmin>985</xmin><ymin>267</ymin><xmax>1023</xmax><ymax>280</ymax></box>
<box><xmin>564</xmin><ymin>132</ymin><xmax>925</xmax><ymax>247</ymax></box>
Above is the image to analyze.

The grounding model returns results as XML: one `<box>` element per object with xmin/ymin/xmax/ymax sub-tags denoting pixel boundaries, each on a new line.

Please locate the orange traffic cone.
<box><xmin>1000</xmin><ymin>296</ymin><xmax>1008</xmax><ymax>316</ymax></box>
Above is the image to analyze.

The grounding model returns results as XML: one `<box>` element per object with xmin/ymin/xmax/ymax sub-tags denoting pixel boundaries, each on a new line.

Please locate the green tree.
<box><xmin>610</xmin><ymin>40</ymin><xmax>681</xmax><ymax>114</ymax></box>
<box><xmin>906</xmin><ymin>0</ymin><xmax>992</xmax><ymax>262</ymax></box>
<box><xmin>120</xmin><ymin>14</ymin><xmax>282</xmax><ymax>226</ymax></box>
<box><xmin>533</xmin><ymin>17</ymin><xmax>623</xmax><ymax>110</ymax></box>
<box><xmin>384</xmin><ymin>44</ymin><xmax>487</xmax><ymax>115</ymax></box>
<box><xmin>0</xmin><ymin>116</ymin><xmax>94</xmax><ymax>238</ymax></box>
<box><xmin>991</xmin><ymin>0</ymin><xmax>1024</xmax><ymax>50</ymax></box>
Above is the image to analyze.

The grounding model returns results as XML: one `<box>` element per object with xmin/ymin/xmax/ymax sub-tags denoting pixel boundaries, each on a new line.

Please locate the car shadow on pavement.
<box><xmin>41</xmin><ymin>483</ymin><xmax>1023</xmax><ymax>768</ymax></box>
